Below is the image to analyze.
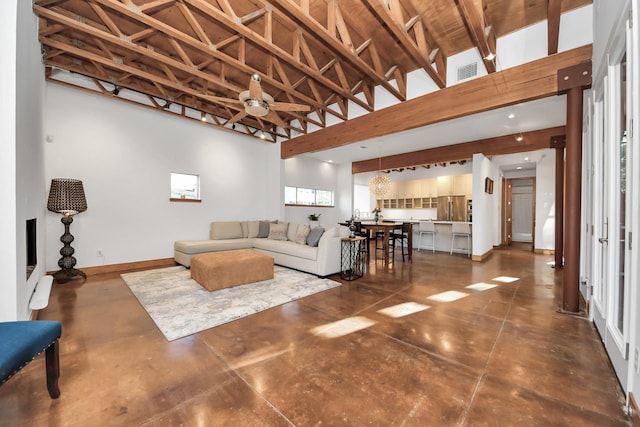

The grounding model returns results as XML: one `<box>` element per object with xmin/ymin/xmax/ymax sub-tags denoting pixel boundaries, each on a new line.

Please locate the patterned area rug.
<box><xmin>121</xmin><ymin>265</ymin><xmax>341</xmax><ymax>341</ymax></box>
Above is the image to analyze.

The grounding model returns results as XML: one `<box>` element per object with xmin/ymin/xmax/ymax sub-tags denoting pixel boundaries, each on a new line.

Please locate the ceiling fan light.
<box><xmin>245</xmin><ymin>99</ymin><xmax>269</xmax><ymax>117</ymax></box>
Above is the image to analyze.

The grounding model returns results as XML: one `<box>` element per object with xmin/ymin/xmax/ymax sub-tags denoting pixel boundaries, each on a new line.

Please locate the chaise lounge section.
<box><xmin>174</xmin><ymin>220</ymin><xmax>349</xmax><ymax>277</ymax></box>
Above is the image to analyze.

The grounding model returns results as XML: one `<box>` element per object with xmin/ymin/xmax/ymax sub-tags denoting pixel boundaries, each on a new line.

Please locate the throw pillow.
<box><xmin>257</xmin><ymin>221</ymin><xmax>270</xmax><ymax>238</ymax></box>
<box><xmin>246</xmin><ymin>221</ymin><xmax>260</xmax><ymax>238</ymax></box>
<box><xmin>306</xmin><ymin>226</ymin><xmax>324</xmax><ymax>247</ymax></box>
<box><xmin>268</xmin><ymin>223</ymin><xmax>288</xmax><ymax>240</ymax></box>
<box><xmin>294</xmin><ymin>224</ymin><xmax>310</xmax><ymax>245</ymax></box>
<box><xmin>286</xmin><ymin>222</ymin><xmax>298</xmax><ymax>241</ymax></box>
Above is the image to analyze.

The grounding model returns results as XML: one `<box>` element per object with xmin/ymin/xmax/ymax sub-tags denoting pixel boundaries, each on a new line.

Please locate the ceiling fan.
<box><xmin>203</xmin><ymin>73</ymin><xmax>310</xmax><ymax>128</ymax></box>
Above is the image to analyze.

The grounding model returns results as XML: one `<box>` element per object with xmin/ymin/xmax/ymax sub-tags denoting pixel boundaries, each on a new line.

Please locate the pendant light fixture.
<box><xmin>368</xmin><ymin>144</ymin><xmax>390</xmax><ymax>198</ymax></box>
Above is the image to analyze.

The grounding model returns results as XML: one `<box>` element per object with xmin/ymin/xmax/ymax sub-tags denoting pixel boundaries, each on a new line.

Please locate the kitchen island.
<box><xmin>414</xmin><ymin>221</ymin><xmax>473</xmax><ymax>254</ymax></box>
<box><xmin>366</xmin><ymin>219</ymin><xmax>472</xmax><ymax>255</ymax></box>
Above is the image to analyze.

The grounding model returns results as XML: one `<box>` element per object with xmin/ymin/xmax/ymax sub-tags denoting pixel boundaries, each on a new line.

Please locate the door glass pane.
<box><xmin>616</xmin><ymin>54</ymin><xmax>627</xmax><ymax>333</ymax></box>
<box><xmin>595</xmin><ymin>97</ymin><xmax>606</xmax><ymax>306</ymax></box>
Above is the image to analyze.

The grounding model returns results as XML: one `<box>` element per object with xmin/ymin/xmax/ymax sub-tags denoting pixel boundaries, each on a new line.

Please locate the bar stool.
<box><xmin>353</xmin><ymin>221</ymin><xmax>369</xmax><ymax>257</ymax></box>
<box><xmin>390</xmin><ymin>222</ymin><xmax>411</xmax><ymax>261</ymax></box>
<box><xmin>418</xmin><ymin>221</ymin><xmax>436</xmax><ymax>253</ymax></box>
<box><xmin>450</xmin><ymin>222</ymin><xmax>471</xmax><ymax>256</ymax></box>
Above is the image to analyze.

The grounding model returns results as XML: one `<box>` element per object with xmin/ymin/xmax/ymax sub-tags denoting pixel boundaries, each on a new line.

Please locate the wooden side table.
<box><xmin>340</xmin><ymin>237</ymin><xmax>366</xmax><ymax>281</ymax></box>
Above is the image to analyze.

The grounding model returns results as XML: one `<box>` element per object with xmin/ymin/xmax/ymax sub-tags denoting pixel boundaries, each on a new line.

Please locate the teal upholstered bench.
<box><xmin>0</xmin><ymin>320</ymin><xmax>62</xmax><ymax>398</ymax></box>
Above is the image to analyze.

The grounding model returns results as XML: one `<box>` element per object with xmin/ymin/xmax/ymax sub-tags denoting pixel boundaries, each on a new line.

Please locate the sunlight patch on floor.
<box><xmin>427</xmin><ymin>290</ymin><xmax>469</xmax><ymax>302</ymax></box>
<box><xmin>465</xmin><ymin>282</ymin><xmax>499</xmax><ymax>291</ymax></box>
<box><xmin>310</xmin><ymin>316</ymin><xmax>377</xmax><ymax>338</ymax></box>
<box><xmin>492</xmin><ymin>276</ymin><xmax>520</xmax><ymax>283</ymax></box>
<box><xmin>377</xmin><ymin>302</ymin><xmax>430</xmax><ymax>318</ymax></box>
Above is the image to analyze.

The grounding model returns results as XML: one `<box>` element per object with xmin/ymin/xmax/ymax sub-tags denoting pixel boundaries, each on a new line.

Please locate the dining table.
<box><xmin>357</xmin><ymin>221</ymin><xmax>413</xmax><ymax>266</ymax></box>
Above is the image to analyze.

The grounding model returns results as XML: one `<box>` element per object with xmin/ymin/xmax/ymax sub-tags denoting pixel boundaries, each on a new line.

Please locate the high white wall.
<box><xmin>534</xmin><ymin>149</ymin><xmax>557</xmax><ymax>251</ymax></box>
<box><xmin>0</xmin><ymin>1</ymin><xmax>18</xmax><ymax>321</ymax></box>
<box><xmin>283</xmin><ymin>156</ymin><xmax>346</xmax><ymax>225</ymax></box>
<box><xmin>592</xmin><ymin>0</ymin><xmax>631</xmax><ymax>79</ymax></box>
<box><xmin>472</xmin><ymin>154</ymin><xmax>501</xmax><ymax>256</ymax></box>
<box><xmin>44</xmin><ymin>85</ymin><xmax>281</xmax><ymax>271</ymax></box>
<box><xmin>0</xmin><ymin>0</ymin><xmax>47</xmax><ymax>321</ymax></box>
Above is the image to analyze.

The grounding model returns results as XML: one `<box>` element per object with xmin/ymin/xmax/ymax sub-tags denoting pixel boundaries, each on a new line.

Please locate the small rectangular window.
<box><xmin>171</xmin><ymin>172</ymin><xmax>200</xmax><ymax>202</ymax></box>
<box><xmin>284</xmin><ymin>186</ymin><xmax>334</xmax><ymax>207</ymax></box>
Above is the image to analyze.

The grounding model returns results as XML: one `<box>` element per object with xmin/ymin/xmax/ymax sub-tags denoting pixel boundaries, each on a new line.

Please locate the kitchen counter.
<box><xmin>414</xmin><ymin>221</ymin><xmax>472</xmax><ymax>253</ymax></box>
<box><xmin>362</xmin><ymin>219</ymin><xmax>472</xmax><ymax>254</ymax></box>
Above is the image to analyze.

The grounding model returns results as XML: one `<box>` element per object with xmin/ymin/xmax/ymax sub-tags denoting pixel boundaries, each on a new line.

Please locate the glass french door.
<box><xmin>592</xmin><ymin>21</ymin><xmax>632</xmax><ymax>392</ymax></box>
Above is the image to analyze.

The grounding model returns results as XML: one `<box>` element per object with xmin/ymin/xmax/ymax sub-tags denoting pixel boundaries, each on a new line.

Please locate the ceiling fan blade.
<box><xmin>227</xmin><ymin>110</ymin><xmax>248</xmax><ymax>125</ymax></box>
<box><xmin>269</xmin><ymin>101</ymin><xmax>311</xmax><ymax>112</ymax></box>
<box><xmin>202</xmin><ymin>94</ymin><xmax>243</xmax><ymax>105</ymax></box>
<box><xmin>249</xmin><ymin>74</ymin><xmax>263</xmax><ymax>101</ymax></box>
<box><xmin>264</xmin><ymin>110</ymin><xmax>287</xmax><ymax>128</ymax></box>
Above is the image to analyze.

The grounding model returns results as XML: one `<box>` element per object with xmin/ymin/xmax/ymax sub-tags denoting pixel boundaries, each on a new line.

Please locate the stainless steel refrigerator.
<box><xmin>437</xmin><ymin>195</ymin><xmax>466</xmax><ymax>222</ymax></box>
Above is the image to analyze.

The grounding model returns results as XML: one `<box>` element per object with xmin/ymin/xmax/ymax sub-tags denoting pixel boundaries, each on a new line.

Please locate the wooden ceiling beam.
<box><xmin>362</xmin><ymin>0</ymin><xmax>446</xmax><ymax>88</ymax></box>
<box><xmin>352</xmin><ymin>126</ymin><xmax>566</xmax><ymax>174</ymax></box>
<box><xmin>182</xmin><ymin>0</ymin><xmax>375</xmax><ymax>113</ymax></box>
<box><xmin>455</xmin><ymin>0</ymin><xmax>496</xmax><ymax>73</ymax></box>
<box><xmin>547</xmin><ymin>0</ymin><xmax>561</xmax><ymax>55</ymax></box>
<box><xmin>139</xmin><ymin>0</ymin><xmax>177</xmax><ymax>15</ymax></box>
<box><xmin>35</xmin><ymin>2</ymin><xmax>343</xmax><ymax>126</ymax></box>
<box><xmin>61</xmin><ymin>0</ymin><xmax>345</xmax><ymax>120</ymax></box>
<box><xmin>266</xmin><ymin>0</ymin><xmax>405</xmax><ymax>102</ymax></box>
<box><xmin>282</xmin><ymin>44</ymin><xmax>592</xmax><ymax>158</ymax></box>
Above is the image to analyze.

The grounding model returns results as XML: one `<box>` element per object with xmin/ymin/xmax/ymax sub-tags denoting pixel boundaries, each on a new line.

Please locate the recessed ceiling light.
<box><xmin>508</xmin><ymin>113</ymin><xmax>515</xmax><ymax>119</ymax></box>
<box><xmin>524</xmin><ymin>157</ymin><xmax>529</xmax><ymax>161</ymax></box>
<box><xmin>516</xmin><ymin>166</ymin><xmax>523</xmax><ymax>170</ymax></box>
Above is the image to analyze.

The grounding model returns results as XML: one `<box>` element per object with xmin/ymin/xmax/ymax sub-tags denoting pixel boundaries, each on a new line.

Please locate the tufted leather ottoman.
<box><xmin>190</xmin><ymin>249</ymin><xmax>274</xmax><ymax>291</ymax></box>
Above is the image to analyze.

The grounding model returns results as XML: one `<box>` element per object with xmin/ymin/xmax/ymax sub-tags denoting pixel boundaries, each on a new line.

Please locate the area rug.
<box><xmin>121</xmin><ymin>265</ymin><xmax>341</xmax><ymax>341</ymax></box>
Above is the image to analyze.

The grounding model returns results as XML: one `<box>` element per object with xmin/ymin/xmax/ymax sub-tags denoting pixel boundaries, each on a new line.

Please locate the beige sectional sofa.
<box><xmin>174</xmin><ymin>220</ymin><xmax>350</xmax><ymax>277</ymax></box>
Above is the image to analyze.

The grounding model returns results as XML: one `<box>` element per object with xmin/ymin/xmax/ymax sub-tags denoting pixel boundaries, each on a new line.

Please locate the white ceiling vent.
<box><xmin>457</xmin><ymin>62</ymin><xmax>478</xmax><ymax>82</ymax></box>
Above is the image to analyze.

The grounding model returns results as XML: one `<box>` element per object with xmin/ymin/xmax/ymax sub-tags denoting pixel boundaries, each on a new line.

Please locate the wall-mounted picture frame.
<box><xmin>485</xmin><ymin>177</ymin><xmax>494</xmax><ymax>194</ymax></box>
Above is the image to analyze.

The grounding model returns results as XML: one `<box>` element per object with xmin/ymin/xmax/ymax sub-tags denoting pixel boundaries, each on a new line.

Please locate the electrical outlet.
<box><xmin>96</xmin><ymin>250</ymin><xmax>104</xmax><ymax>258</ymax></box>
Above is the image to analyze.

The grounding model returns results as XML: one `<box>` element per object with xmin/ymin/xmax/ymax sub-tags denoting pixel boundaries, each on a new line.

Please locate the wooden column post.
<box><xmin>557</xmin><ymin>61</ymin><xmax>591</xmax><ymax>313</ymax></box>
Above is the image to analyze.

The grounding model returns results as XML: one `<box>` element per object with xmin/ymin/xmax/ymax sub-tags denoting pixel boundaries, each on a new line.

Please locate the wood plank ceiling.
<box><xmin>34</xmin><ymin>0</ymin><xmax>590</xmax><ymax>148</ymax></box>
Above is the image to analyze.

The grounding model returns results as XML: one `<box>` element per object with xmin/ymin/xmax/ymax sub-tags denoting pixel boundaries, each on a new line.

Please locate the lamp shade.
<box><xmin>47</xmin><ymin>178</ymin><xmax>87</xmax><ymax>216</ymax></box>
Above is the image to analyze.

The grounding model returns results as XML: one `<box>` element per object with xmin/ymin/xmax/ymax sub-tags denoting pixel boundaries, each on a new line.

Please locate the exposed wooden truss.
<box><xmin>33</xmin><ymin>0</ymin><xmax>591</xmax><ymax>144</ymax></box>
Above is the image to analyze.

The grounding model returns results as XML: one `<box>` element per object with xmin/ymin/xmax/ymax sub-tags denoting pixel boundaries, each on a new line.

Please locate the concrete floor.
<box><xmin>0</xmin><ymin>244</ymin><xmax>631</xmax><ymax>426</ymax></box>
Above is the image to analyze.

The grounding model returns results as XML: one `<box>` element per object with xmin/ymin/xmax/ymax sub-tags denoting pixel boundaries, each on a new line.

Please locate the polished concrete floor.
<box><xmin>0</xmin><ymin>245</ymin><xmax>631</xmax><ymax>426</ymax></box>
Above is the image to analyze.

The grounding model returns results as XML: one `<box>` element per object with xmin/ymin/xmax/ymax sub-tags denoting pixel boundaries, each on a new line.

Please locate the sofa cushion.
<box><xmin>268</xmin><ymin>223</ymin><xmax>288</xmax><ymax>240</ymax></box>
<box><xmin>293</xmin><ymin>224</ymin><xmax>310</xmax><ymax>245</ymax></box>
<box><xmin>175</xmin><ymin>239</ymin><xmax>253</xmax><ymax>254</ymax></box>
<box><xmin>210</xmin><ymin>221</ymin><xmax>244</xmax><ymax>240</ymax></box>
<box><xmin>253</xmin><ymin>239</ymin><xmax>318</xmax><ymax>261</ymax></box>
<box><xmin>244</xmin><ymin>221</ymin><xmax>260</xmax><ymax>238</ymax></box>
<box><xmin>306</xmin><ymin>226</ymin><xmax>324</xmax><ymax>247</ymax></box>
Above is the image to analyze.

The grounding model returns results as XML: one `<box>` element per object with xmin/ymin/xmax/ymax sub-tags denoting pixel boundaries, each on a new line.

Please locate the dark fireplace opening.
<box><xmin>26</xmin><ymin>218</ymin><xmax>37</xmax><ymax>280</ymax></box>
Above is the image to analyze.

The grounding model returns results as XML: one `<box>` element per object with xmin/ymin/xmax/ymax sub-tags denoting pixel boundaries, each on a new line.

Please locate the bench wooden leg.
<box><xmin>45</xmin><ymin>341</ymin><xmax>60</xmax><ymax>399</ymax></box>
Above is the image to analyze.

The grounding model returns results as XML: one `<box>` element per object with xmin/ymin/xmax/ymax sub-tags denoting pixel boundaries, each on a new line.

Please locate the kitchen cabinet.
<box><xmin>436</xmin><ymin>176</ymin><xmax>452</xmax><ymax>195</ymax></box>
<box><xmin>422</xmin><ymin>178</ymin><xmax>437</xmax><ymax>197</ymax></box>
<box><xmin>452</xmin><ymin>174</ymin><xmax>472</xmax><ymax>197</ymax></box>
<box><xmin>377</xmin><ymin>176</ymin><xmax>468</xmax><ymax>210</ymax></box>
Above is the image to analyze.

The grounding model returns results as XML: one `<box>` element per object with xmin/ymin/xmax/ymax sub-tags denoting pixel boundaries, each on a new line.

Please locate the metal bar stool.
<box><xmin>418</xmin><ymin>220</ymin><xmax>436</xmax><ymax>253</ymax></box>
<box><xmin>391</xmin><ymin>222</ymin><xmax>411</xmax><ymax>261</ymax></box>
<box><xmin>450</xmin><ymin>222</ymin><xmax>471</xmax><ymax>256</ymax></box>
